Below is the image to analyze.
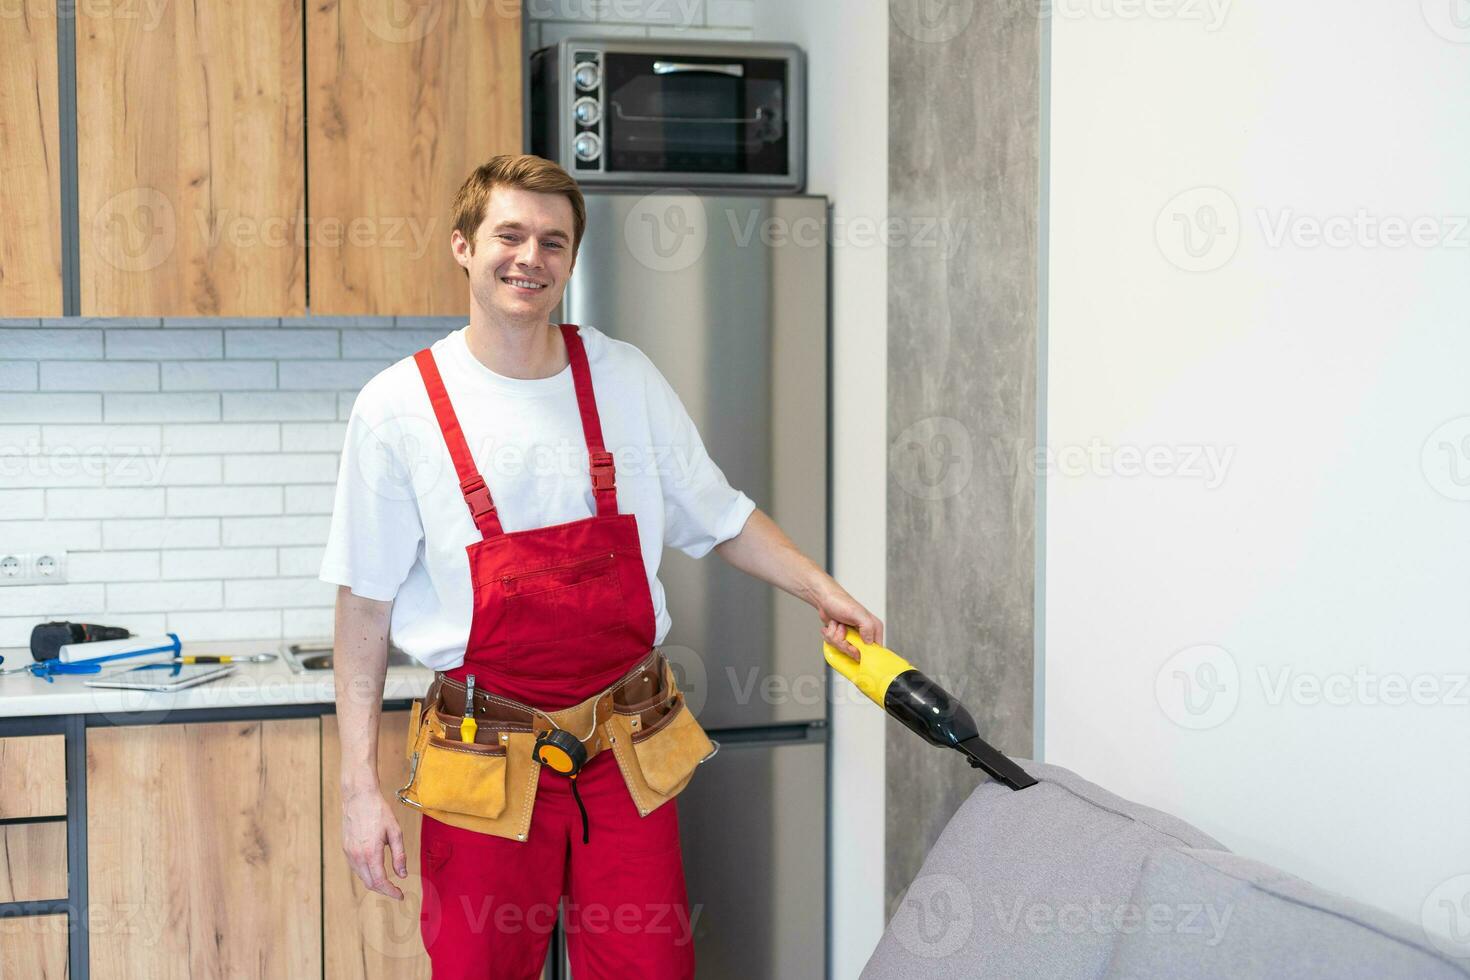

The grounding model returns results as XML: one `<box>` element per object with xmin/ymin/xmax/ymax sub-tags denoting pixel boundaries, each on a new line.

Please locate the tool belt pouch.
<box><xmin>398</xmin><ymin>688</ymin><xmax>540</xmax><ymax>842</ymax></box>
<box><xmin>606</xmin><ymin>656</ymin><xmax>718</xmax><ymax>817</ymax></box>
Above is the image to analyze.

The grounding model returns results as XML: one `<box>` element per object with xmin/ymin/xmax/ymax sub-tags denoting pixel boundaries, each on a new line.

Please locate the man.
<box><xmin>320</xmin><ymin>154</ymin><xmax>880</xmax><ymax>979</ymax></box>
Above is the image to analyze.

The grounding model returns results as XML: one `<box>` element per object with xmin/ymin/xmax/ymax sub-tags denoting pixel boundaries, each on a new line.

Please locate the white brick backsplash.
<box><xmin>278</xmin><ymin>359</ymin><xmax>389</xmax><ymax>391</ymax></box>
<box><xmin>0</xmin><ymin>489</ymin><xmax>44</xmax><ymax>519</ymax></box>
<box><xmin>284</xmin><ymin>484</ymin><xmax>335</xmax><ymax>514</ymax></box>
<box><xmin>105</xmin><ymin>328</ymin><xmax>222</xmax><ymax>360</ymax></box>
<box><xmin>0</xmin><ymin>393</ymin><xmax>102</xmax><ymax>423</ymax></box>
<box><xmin>68</xmin><ymin>550</ymin><xmax>162</xmax><ymax>583</ymax></box>
<box><xmin>595</xmin><ymin>0</ymin><xmax>702</xmax><ymax>25</ymax></box>
<box><xmin>341</xmin><ymin>329</ymin><xmax>444</xmax><ymax>360</ymax></box>
<box><xmin>105</xmin><ymin>392</ymin><xmax>220</xmax><ymax>423</ymax></box>
<box><xmin>393</xmin><ymin>316</ymin><xmax>465</xmax><ymax>331</ymax></box>
<box><xmin>0</xmin><ymin>583</ymin><xmax>106</xmax><ymax>617</ymax></box>
<box><xmin>0</xmin><ymin>329</ymin><xmax>102</xmax><ymax>359</ymax></box>
<box><xmin>277</xmin><ymin>545</ymin><xmax>325</xmax><ymax>577</ymax></box>
<box><xmin>3</xmin><ymin>519</ymin><xmax>103</xmax><ymax>550</ymax></box>
<box><xmin>0</xmin><ymin>362</ymin><xmax>38</xmax><ymax>390</ymax></box>
<box><xmin>165</xmin><ymin>547</ymin><xmax>277</xmax><ymax>579</ymax></box>
<box><xmin>2</xmin><ymin>316</ymin><xmax>435</xmax><ymax>644</ymax></box>
<box><xmin>40</xmin><ymin>360</ymin><xmax>159</xmax><ymax>392</ymax></box>
<box><xmin>161</xmin><ymin>422</ymin><xmax>279</xmax><ymax>454</ymax></box>
<box><xmin>226</xmin><ymin>576</ymin><xmax>335</xmax><ymax>609</ymax></box>
<box><xmin>0</xmin><ymin>611</ymin><xmax>167</xmax><ymax>647</ymax></box>
<box><xmin>6</xmin><ymin>456</ymin><xmax>106</xmax><ymax>489</ymax></box>
<box><xmin>0</xmin><ymin>424</ymin><xmax>41</xmax><ymax>445</ymax></box>
<box><xmin>103</xmin><ymin>518</ymin><xmax>219</xmax><ymax>550</ymax></box>
<box><xmin>107</xmin><ymin>580</ymin><xmax>223</xmax><ymax>612</ymax></box>
<box><xmin>225</xmin><ymin>329</ymin><xmax>338</xmax><ymax>359</ymax></box>
<box><xmin>167</xmin><ymin>485</ymin><xmax>283</xmax><ymax>517</ymax></box>
<box><xmin>47</xmin><ymin>487</ymin><xmax>165</xmax><ymax>519</ymax></box>
<box><xmin>42</xmin><ymin>424</ymin><xmax>162</xmax><ymax>453</ymax></box>
<box><xmin>105</xmin><ymin>453</ymin><xmax>221</xmax><ymax>487</ymax></box>
<box><xmin>223</xmin><ymin>453</ymin><xmax>338</xmax><ymax>485</ymax></box>
<box><xmin>165</xmin><ymin>609</ymin><xmax>282</xmax><ymax>642</ymax></box>
<box><xmin>705</xmin><ymin>0</ymin><xmax>751</xmax><ymax>27</ymax></box>
<box><xmin>161</xmin><ymin>317</ymin><xmax>280</xmax><ymax>328</ymax></box>
<box><xmin>281</xmin><ymin>422</ymin><xmax>346</xmax><ymax>452</ymax></box>
<box><xmin>222</xmin><ymin>515</ymin><xmax>330</xmax><ymax>547</ymax></box>
<box><xmin>282</xmin><ymin>607</ymin><xmax>334</xmax><ymax>638</ymax></box>
<box><xmin>223</xmin><ymin>391</ymin><xmax>337</xmax><ymax>421</ymax></box>
<box><xmin>162</xmin><ymin>360</ymin><xmax>277</xmax><ymax>391</ymax></box>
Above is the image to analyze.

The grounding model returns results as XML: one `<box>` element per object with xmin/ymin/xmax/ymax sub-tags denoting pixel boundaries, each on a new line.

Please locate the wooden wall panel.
<box><xmin>76</xmin><ymin>0</ymin><xmax>305</xmax><ymax>316</ymax></box>
<box><xmin>0</xmin><ymin>735</ymin><xmax>67</xmax><ymax>818</ymax></box>
<box><xmin>0</xmin><ymin>5</ymin><xmax>63</xmax><ymax>316</ymax></box>
<box><xmin>86</xmin><ymin>719</ymin><xmax>321</xmax><ymax>979</ymax></box>
<box><xmin>307</xmin><ymin>0</ymin><xmax>522</xmax><ymax>315</ymax></box>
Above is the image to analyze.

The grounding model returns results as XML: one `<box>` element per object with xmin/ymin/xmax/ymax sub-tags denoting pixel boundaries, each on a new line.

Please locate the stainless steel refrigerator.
<box><xmin>558</xmin><ymin>191</ymin><xmax>831</xmax><ymax>979</ymax></box>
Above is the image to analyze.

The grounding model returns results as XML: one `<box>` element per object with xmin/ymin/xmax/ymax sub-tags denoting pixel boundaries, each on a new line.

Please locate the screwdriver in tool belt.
<box><xmin>461</xmin><ymin>673</ymin><xmax>478</xmax><ymax>743</ymax></box>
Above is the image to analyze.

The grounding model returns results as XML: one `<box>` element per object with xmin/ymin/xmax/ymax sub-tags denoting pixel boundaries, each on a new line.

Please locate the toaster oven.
<box><xmin>530</xmin><ymin>38</ymin><xmax>805</xmax><ymax>192</ymax></box>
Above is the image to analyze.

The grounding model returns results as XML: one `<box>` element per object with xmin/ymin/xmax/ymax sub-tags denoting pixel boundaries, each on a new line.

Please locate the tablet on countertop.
<box><xmin>83</xmin><ymin>662</ymin><xmax>237</xmax><ymax>693</ymax></box>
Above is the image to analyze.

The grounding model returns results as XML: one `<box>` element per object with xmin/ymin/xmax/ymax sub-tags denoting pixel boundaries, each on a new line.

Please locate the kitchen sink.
<box><xmin>280</xmin><ymin>641</ymin><xmax>416</xmax><ymax>673</ymax></box>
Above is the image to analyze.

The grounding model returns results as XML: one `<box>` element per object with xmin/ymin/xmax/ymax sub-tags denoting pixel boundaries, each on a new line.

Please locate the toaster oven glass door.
<box><xmin>602</xmin><ymin>53</ymin><xmax>789</xmax><ymax>176</ymax></box>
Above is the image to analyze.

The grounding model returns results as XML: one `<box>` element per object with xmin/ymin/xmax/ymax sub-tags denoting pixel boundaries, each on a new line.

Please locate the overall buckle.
<box><xmin>589</xmin><ymin>451</ymin><xmax>616</xmax><ymax>492</ymax></box>
<box><xmin>460</xmin><ymin>475</ymin><xmax>495</xmax><ymax>519</ymax></box>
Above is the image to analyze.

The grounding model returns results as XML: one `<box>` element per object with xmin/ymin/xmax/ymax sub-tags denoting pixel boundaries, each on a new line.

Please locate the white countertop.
<box><xmin>0</xmin><ymin>638</ymin><xmax>433</xmax><ymax>719</ymax></box>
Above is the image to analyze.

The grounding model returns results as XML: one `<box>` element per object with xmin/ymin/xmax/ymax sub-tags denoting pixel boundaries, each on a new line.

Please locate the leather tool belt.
<box><xmin>397</xmin><ymin>649</ymin><xmax>719</xmax><ymax>842</ymax></box>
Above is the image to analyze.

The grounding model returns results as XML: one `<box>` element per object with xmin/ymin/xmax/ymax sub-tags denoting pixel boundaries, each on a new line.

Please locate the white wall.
<box><xmin>1046</xmin><ymin>0</ymin><xmax>1470</xmax><ymax>940</ymax></box>
<box><xmin>751</xmin><ymin>3</ymin><xmax>889</xmax><ymax>977</ymax></box>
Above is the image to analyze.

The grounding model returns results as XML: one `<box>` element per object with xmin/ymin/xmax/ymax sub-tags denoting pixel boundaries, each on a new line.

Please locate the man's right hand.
<box><xmin>342</xmin><ymin>784</ymin><xmax>409</xmax><ymax>900</ymax></box>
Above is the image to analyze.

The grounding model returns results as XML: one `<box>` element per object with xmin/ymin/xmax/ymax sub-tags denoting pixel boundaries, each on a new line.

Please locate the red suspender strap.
<box><xmin>558</xmin><ymin>324</ymin><xmax>618</xmax><ymax>517</ymax></box>
<box><xmin>412</xmin><ymin>348</ymin><xmax>503</xmax><ymax>538</ymax></box>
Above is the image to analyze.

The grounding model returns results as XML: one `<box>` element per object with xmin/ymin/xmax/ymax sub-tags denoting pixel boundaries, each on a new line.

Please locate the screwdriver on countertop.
<box><xmin>169</xmin><ymin>653</ymin><xmax>278</xmax><ymax>664</ymax></box>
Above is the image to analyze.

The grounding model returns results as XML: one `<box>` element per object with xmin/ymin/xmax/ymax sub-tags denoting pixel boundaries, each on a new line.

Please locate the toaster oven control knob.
<box><xmin>573</xmin><ymin>61</ymin><xmax>601</xmax><ymax>92</ymax></box>
<box><xmin>573</xmin><ymin>96</ymin><xmax>601</xmax><ymax>127</ymax></box>
<box><xmin>573</xmin><ymin>131</ymin><xmax>602</xmax><ymax>162</ymax></box>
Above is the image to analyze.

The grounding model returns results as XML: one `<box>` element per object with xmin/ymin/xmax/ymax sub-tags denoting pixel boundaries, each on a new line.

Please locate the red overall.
<box><xmin>412</xmin><ymin>324</ymin><xmax>696</xmax><ymax>980</ymax></box>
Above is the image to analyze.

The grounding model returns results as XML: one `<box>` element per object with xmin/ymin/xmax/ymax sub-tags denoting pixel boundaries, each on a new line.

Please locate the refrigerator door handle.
<box><xmin>653</xmin><ymin>60</ymin><xmax>744</xmax><ymax>77</ymax></box>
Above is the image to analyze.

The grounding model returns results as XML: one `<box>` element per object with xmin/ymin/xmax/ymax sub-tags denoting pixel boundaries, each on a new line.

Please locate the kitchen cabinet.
<box><xmin>322</xmin><ymin>709</ymin><xmax>432</xmax><ymax>979</ymax></box>
<box><xmin>85</xmin><ymin>719</ymin><xmax>321</xmax><ymax>979</ymax></box>
<box><xmin>76</xmin><ymin>0</ymin><xmax>306</xmax><ymax>316</ymax></box>
<box><xmin>305</xmin><ymin>0</ymin><xmax>522</xmax><ymax>315</ymax></box>
<box><xmin>0</xmin><ymin>7</ymin><xmax>64</xmax><ymax>316</ymax></box>
<box><xmin>0</xmin><ymin>734</ymin><xmax>66</xmax><ymax>817</ymax></box>
<box><xmin>0</xmin><ymin>913</ymin><xmax>69</xmax><ymax>979</ymax></box>
<box><xmin>0</xmin><ymin>822</ymin><xmax>68</xmax><ymax>903</ymax></box>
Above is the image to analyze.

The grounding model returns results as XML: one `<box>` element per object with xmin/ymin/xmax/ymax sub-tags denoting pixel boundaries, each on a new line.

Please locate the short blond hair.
<box><xmin>450</xmin><ymin>155</ymin><xmax>587</xmax><ymax>273</ymax></box>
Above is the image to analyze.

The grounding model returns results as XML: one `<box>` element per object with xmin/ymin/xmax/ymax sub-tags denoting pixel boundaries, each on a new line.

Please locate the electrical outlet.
<box><xmin>0</xmin><ymin>550</ymin><xmax>68</xmax><ymax>586</ymax></box>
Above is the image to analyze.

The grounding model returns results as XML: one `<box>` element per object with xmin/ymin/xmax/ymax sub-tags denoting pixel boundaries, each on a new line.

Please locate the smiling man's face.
<box><xmin>455</xmin><ymin>185</ymin><xmax>577</xmax><ymax>326</ymax></box>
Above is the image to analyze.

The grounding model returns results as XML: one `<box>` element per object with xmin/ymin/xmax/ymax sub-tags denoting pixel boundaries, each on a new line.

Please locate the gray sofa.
<box><xmin>863</xmin><ymin>762</ymin><xmax>1469</xmax><ymax>979</ymax></box>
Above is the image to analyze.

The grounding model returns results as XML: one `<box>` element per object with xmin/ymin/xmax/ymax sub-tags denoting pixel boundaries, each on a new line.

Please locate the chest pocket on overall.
<box><xmin>500</xmin><ymin>552</ymin><xmax>627</xmax><ymax>647</ymax></box>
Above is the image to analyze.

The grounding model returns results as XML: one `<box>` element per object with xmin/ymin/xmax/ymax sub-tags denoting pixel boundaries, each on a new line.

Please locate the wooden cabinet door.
<box><xmin>322</xmin><ymin>709</ymin><xmax>431</xmax><ymax>979</ymax></box>
<box><xmin>306</xmin><ymin>0</ymin><xmax>522</xmax><ymax>315</ymax></box>
<box><xmin>86</xmin><ymin>719</ymin><xmax>321</xmax><ymax>980</ymax></box>
<box><xmin>76</xmin><ymin>0</ymin><xmax>306</xmax><ymax>316</ymax></box>
<box><xmin>0</xmin><ymin>8</ymin><xmax>63</xmax><ymax>316</ymax></box>
<box><xmin>0</xmin><ymin>913</ymin><xmax>69</xmax><ymax>979</ymax></box>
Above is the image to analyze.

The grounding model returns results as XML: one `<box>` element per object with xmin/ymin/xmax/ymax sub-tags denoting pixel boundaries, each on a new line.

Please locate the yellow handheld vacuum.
<box><xmin>824</xmin><ymin>628</ymin><xmax>1037</xmax><ymax>791</ymax></box>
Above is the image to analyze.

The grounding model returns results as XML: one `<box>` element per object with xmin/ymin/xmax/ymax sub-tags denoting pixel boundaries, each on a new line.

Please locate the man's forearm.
<box><xmin>333</xmin><ymin>586</ymin><xmax>393</xmax><ymax>793</ymax></box>
<box><xmin>713</xmin><ymin>507</ymin><xmax>827</xmax><ymax>604</ymax></box>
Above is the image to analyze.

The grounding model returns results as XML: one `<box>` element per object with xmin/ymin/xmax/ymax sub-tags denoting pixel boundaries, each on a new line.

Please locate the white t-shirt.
<box><xmin>318</xmin><ymin>324</ymin><xmax>756</xmax><ymax>671</ymax></box>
